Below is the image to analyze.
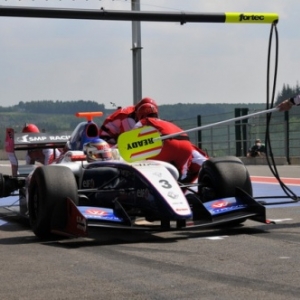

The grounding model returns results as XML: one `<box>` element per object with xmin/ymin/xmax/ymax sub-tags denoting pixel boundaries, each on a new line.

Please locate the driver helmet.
<box><xmin>83</xmin><ymin>138</ymin><xmax>113</xmax><ymax>162</ymax></box>
<box><xmin>136</xmin><ymin>103</ymin><xmax>159</xmax><ymax>121</ymax></box>
<box><xmin>135</xmin><ymin>97</ymin><xmax>158</xmax><ymax>112</ymax></box>
<box><xmin>22</xmin><ymin>123</ymin><xmax>40</xmax><ymax>133</ymax></box>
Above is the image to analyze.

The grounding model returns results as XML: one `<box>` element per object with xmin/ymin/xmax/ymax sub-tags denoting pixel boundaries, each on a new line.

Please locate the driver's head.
<box><xmin>22</xmin><ymin>123</ymin><xmax>40</xmax><ymax>133</ymax></box>
<box><xmin>83</xmin><ymin>138</ymin><xmax>113</xmax><ymax>162</ymax></box>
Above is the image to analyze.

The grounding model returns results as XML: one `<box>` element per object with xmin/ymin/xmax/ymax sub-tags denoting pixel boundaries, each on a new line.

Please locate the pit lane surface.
<box><xmin>1</xmin><ymin>162</ymin><xmax>300</xmax><ymax>300</ymax></box>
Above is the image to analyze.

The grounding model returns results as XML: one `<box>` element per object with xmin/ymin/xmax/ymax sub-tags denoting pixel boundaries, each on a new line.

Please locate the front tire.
<box><xmin>198</xmin><ymin>156</ymin><xmax>252</xmax><ymax>201</ymax></box>
<box><xmin>28</xmin><ymin>166</ymin><xmax>78</xmax><ymax>239</ymax></box>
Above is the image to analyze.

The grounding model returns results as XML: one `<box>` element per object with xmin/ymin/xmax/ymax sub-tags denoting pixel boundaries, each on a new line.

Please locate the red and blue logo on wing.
<box><xmin>205</xmin><ymin>198</ymin><xmax>247</xmax><ymax>215</ymax></box>
<box><xmin>78</xmin><ymin>207</ymin><xmax>124</xmax><ymax>223</ymax></box>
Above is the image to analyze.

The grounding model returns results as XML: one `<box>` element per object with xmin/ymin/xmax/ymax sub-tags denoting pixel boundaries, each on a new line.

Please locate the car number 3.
<box><xmin>159</xmin><ymin>179</ymin><xmax>172</xmax><ymax>189</ymax></box>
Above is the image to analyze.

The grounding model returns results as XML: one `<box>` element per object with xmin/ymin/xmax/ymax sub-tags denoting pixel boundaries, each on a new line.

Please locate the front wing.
<box><xmin>49</xmin><ymin>188</ymin><xmax>267</xmax><ymax>237</ymax></box>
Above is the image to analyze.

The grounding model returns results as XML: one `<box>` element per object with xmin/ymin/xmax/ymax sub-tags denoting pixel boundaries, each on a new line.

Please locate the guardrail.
<box><xmin>174</xmin><ymin>108</ymin><xmax>300</xmax><ymax>165</ymax></box>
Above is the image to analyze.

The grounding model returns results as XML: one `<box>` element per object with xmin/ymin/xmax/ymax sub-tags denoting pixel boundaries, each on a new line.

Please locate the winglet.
<box><xmin>75</xmin><ymin>112</ymin><xmax>103</xmax><ymax>122</ymax></box>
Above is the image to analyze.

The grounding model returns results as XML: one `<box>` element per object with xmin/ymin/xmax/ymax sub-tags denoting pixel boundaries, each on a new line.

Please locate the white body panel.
<box><xmin>132</xmin><ymin>161</ymin><xmax>192</xmax><ymax>217</ymax></box>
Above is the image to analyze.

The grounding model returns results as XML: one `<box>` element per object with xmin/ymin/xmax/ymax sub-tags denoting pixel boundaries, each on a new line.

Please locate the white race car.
<box><xmin>0</xmin><ymin>113</ymin><xmax>267</xmax><ymax>239</ymax></box>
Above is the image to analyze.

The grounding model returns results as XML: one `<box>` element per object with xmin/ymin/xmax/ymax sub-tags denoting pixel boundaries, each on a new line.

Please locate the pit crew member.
<box><xmin>5</xmin><ymin>128</ymin><xmax>18</xmax><ymax>176</ymax></box>
<box><xmin>134</xmin><ymin>103</ymin><xmax>208</xmax><ymax>183</ymax></box>
<box><xmin>22</xmin><ymin>124</ymin><xmax>61</xmax><ymax>165</ymax></box>
<box><xmin>99</xmin><ymin>97</ymin><xmax>158</xmax><ymax>145</ymax></box>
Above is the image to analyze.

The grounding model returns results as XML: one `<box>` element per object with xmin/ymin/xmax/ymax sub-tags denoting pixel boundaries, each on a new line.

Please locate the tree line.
<box><xmin>0</xmin><ymin>100</ymin><xmax>265</xmax><ymax>120</ymax></box>
<box><xmin>275</xmin><ymin>82</ymin><xmax>300</xmax><ymax>105</ymax></box>
<box><xmin>0</xmin><ymin>82</ymin><xmax>296</xmax><ymax>117</ymax></box>
<box><xmin>0</xmin><ymin>82</ymin><xmax>297</xmax><ymax>147</ymax></box>
<box><xmin>0</xmin><ymin>100</ymin><xmax>105</xmax><ymax>114</ymax></box>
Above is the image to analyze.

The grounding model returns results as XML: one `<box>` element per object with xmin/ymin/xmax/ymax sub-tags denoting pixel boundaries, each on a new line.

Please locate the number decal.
<box><xmin>159</xmin><ymin>179</ymin><xmax>172</xmax><ymax>189</ymax></box>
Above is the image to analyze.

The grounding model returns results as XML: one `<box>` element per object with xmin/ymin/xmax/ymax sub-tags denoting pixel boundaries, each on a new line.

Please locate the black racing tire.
<box><xmin>28</xmin><ymin>165</ymin><xmax>78</xmax><ymax>239</ymax></box>
<box><xmin>198</xmin><ymin>156</ymin><xmax>252</xmax><ymax>201</ymax></box>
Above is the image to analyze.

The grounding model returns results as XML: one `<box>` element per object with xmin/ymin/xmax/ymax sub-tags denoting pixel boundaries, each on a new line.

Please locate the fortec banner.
<box><xmin>14</xmin><ymin>132</ymin><xmax>71</xmax><ymax>145</ymax></box>
<box><xmin>225</xmin><ymin>12</ymin><xmax>278</xmax><ymax>24</ymax></box>
<box><xmin>0</xmin><ymin>7</ymin><xmax>279</xmax><ymax>25</ymax></box>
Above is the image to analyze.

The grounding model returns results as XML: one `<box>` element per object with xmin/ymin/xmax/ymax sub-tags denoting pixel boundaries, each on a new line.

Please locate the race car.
<box><xmin>0</xmin><ymin>113</ymin><xmax>267</xmax><ymax>239</ymax></box>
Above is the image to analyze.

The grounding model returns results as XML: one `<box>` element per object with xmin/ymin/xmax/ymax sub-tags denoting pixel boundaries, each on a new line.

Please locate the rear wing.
<box><xmin>6</xmin><ymin>128</ymin><xmax>71</xmax><ymax>151</ymax></box>
<box><xmin>14</xmin><ymin>132</ymin><xmax>71</xmax><ymax>150</ymax></box>
<box><xmin>5</xmin><ymin>128</ymin><xmax>71</xmax><ymax>176</ymax></box>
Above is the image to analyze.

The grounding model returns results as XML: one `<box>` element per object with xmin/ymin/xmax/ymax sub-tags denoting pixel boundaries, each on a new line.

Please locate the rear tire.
<box><xmin>28</xmin><ymin>166</ymin><xmax>78</xmax><ymax>239</ymax></box>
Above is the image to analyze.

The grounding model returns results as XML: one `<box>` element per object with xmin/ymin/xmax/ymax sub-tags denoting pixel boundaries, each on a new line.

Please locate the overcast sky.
<box><xmin>0</xmin><ymin>0</ymin><xmax>299</xmax><ymax>108</ymax></box>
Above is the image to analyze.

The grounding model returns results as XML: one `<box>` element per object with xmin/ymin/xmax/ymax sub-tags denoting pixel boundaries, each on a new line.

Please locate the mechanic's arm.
<box><xmin>42</xmin><ymin>149</ymin><xmax>53</xmax><ymax>165</ymax></box>
<box><xmin>278</xmin><ymin>94</ymin><xmax>300</xmax><ymax>111</ymax></box>
<box><xmin>133</xmin><ymin>121</ymin><xmax>143</xmax><ymax>129</ymax></box>
<box><xmin>25</xmin><ymin>152</ymin><xmax>35</xmax><ymax>165</ymax></box>
<box><xmin>121</xmin><ymin>118</ymin><xmax>136</xmax><ymax>131</ymax></box>
<box><xmin>7</xmin><ymin>152</ymin><xmax>18</xmax><ymax>176</ymax></box>
<box><xmin>99</xmin><ymin>121</ymin><xmax>120</xmax><ymax>145</ymax></box>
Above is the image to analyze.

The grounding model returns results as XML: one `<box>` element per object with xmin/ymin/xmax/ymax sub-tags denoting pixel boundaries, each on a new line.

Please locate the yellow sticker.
<box><xmin>118</xmin><ymin>126</ymin><xmax>163</xmax><ymax>162</ymax></box>
<box><xmin>225</xmin><ymin>12</ymin><xmax>279</xmax><ymax>24</ymax></box>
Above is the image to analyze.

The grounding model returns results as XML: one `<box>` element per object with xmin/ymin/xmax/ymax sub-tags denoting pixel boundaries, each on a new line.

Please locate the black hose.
<box><xmin>259</xmin><ymin>22</ymin><xmax>300</xmax><ymax>205</ymax></box>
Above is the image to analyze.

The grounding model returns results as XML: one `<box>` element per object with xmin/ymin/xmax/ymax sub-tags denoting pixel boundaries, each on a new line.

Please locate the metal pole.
<box><xmin>235</xmin><ymin>108</ymin><xmax>241</xmax><ymax>157</ymax></box>
<box><xmin>0</xmin><ymin>7</ymin><xmax>279</xmax><ymax>24</ymax></box>
<box><xmin>131</xmin><ymin>0</ymin><xmax>142</xmax><ymax>105</ymax></box>
<box><xmin>284</xmin><ymin>111</ymin><xmax>290</xmax><ymax>164</ymax></box>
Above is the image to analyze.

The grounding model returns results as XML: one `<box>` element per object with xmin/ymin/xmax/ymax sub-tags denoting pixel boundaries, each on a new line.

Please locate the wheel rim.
<box><xmin>199</xmin><ymin>174</ymin><xmax>216</xmax><ymax>201</ymax></box>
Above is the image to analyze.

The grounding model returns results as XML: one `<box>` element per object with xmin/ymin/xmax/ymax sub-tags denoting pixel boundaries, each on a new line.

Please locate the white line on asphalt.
<box><xmin>195</xmin><ymin>236</ymin><xmax>229</xmax><ymax>240</ymax></box>
<box><xmin>268</xmin><ymin>218</ymin><xmax>293</xmax><ymax>222</ymax></box>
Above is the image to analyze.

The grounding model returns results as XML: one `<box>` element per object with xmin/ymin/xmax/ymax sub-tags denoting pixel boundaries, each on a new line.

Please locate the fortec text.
<box><xmin>239</xmin><ymin>14</ymin><xmax>264</xmax><ymax>22</ymax></box>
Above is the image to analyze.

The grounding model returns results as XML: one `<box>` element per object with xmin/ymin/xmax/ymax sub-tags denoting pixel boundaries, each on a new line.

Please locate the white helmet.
<box><xmin>83</xmin><ymin>138</ymin><xmax>112</xmax><ymax>162</ymax></box>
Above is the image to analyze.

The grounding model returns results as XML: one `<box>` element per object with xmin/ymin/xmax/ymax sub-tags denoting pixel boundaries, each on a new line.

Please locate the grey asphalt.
<box><xmin>246</xmin><ymin>164</ymin><xmax>300</xmax><ymax>178</ymax></box>
<box><xmin>0</xmin><ymin>162</ymin><xmax>300</xmax><ymax>300</ymax></box>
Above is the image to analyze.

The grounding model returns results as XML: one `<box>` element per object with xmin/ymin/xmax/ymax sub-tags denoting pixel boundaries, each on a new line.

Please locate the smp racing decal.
<box><xmin>15</xmin><ymin>133</ymin><xmax>70</xmax><ymax>144</ymax></box>
<box><xmin>17</xmin><ymin>135</ymin><xmax>47</xmax><ymax>143</ymax></box>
